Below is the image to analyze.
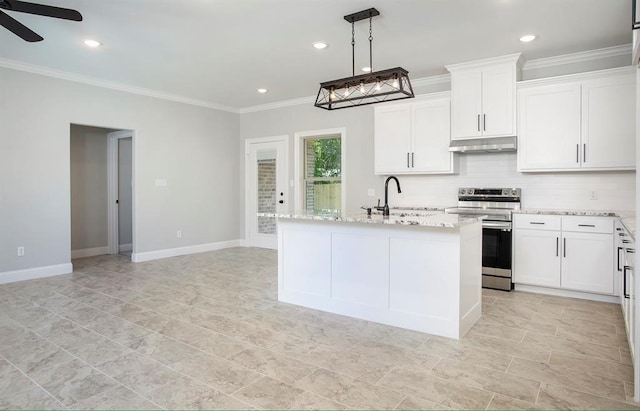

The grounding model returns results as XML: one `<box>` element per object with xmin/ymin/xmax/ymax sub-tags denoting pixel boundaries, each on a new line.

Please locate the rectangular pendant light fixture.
<box><xmin>314</xmin><ymin>8</ymin><xmax>414</xmax><ymax>110</ymax></box>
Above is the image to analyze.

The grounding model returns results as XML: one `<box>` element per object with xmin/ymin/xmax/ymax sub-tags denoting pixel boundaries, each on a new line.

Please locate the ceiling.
<box><xmin>0</xmin><ymin>0</ymin><xmax>633</xmax><ymax>111</ymax></box>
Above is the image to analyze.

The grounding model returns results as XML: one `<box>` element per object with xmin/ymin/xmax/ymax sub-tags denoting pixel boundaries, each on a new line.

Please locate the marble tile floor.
<box><xmin>0</xmin><ymin>247</ymin><xmax>639</xmax><ymax>410</ymax></box>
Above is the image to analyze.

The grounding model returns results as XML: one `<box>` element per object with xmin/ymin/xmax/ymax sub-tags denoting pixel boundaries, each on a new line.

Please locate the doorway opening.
<box><xmin>70</xmin><ymin>125</ymin><xmax>134</xmax><ymax>260</ymax></box>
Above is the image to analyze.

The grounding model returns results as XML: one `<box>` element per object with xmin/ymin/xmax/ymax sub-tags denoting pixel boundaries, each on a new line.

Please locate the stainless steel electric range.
<box><xmin>445</xmin><ymin>187</ymin><xmax>521</xmax><ymax>291</ymax></box>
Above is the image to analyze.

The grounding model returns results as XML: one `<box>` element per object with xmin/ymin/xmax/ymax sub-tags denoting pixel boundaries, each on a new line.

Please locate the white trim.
<box><xmin>0</xmin><ymin>58</ymin><xmax>237</xmax><ymax>113</ymax></box>
<box><xmin>107</xmin><ymin>130</ymin><xmax>135</xmax><ymax>259</ymax></box>
<box><xmin>293</xmin><ymin>128</ymin><xmax>347</xmax><ymax>213</ymax></box>
<box><xmin>1</xmin><ymin>46</ymin><xmax>631</xmax><ymax>115</ymax></box>
<box><xmin>517</xmin><ymin>66</ymin><xmax>635</xmax><ymax>88</ymax></box>
<box><xmin>119</xmin><ymin>243</ymin><xmax>133</xmax><ymax>252</ymax></box>
<box><xmin>514</xmin><ymin>284</ymin><xmax>619</xmax><ymax>304</ymax></box>
<box><xmin>523</xmin><ymin>44</ymin><xmax>632</xmax><ymax>71</ymax></box>
<box><xmin>131</xmin><ymin>240</ymin><xmax>244</xmax><ymax>262</ymax></box>
<box><xmin>0</xmin><ymin>263</ymin><xmax>73</xmax><ymax>285</ymax></box>
<box><xmin>446</xmin><ymin>53</ymin><xmax>524</xmax><ymax>72</ymax></box>
<box><xmin>71</xmin><ymin>246</ymin><xmax>110</xmax><ymax>259</ymax></box>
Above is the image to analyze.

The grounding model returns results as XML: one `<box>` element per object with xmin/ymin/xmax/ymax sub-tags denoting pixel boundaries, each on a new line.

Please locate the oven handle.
<box><xmin>482</xmin><ymin>221</ymin><xmax>512</xmax><ymax>230</ymax></box>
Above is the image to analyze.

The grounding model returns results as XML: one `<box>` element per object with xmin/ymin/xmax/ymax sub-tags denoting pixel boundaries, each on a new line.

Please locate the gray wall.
<box><xmin>70</xmin><ymin>125</ymin><xmax>109</xmax><ymax>251</ymax></box>
<box><xmin>0</xmin><ymin>67</ymin><xmax>240</xmax><ymax>273</ymax></box>
<box><xmin>119</xmin><ymin>137</ymin><xmax>133</xmax><ymax>247</ymax></box>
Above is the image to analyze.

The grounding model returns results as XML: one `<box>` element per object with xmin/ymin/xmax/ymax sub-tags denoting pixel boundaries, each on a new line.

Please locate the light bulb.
<box><xmin>360</xmin><ymin>82</ymin><xmax>365</xmax><ymax>93</ymax></box>
<box><xmin>375</xmin><ymin>81</ymin><xmax>381</xmax><ymax>91</ymax></box>
<box><xmin>344</xmin><ymin>86</ymin><xmax>350</xmax><ymax>97</ymax></box>
<box><xmin>329</xmin><ymin>89</ymin><xmax>335</xmax><ymax>100</ymax></box>
<box><xmin>392</xmin><ymin>77</ymin><xmax>399</xmax><ymax>88</ymax></box>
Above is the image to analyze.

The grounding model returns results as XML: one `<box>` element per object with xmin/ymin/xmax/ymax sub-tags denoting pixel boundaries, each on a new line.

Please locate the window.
<box><xmin>304</xmin><ymin>136</ymin><xmax>342</xmax><ymax>212</ymax></box>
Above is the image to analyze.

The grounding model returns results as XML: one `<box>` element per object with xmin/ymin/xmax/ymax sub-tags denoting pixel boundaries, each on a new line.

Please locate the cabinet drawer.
<box><xmin>514</xmin><ymin>214</ymin><xmax>561</xmax><ymax>230</ymax></box>
<box><xmin>562</xmin><ymin>216</ymin><xmax>613</xmax><ymax>234</ymax></box>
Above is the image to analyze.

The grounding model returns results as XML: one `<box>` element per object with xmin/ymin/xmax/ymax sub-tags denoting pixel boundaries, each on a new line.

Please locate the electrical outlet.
<box><xmin>17</xmin><ymin>247</ymin><xmax>24</xmax><ymax>256</ymax></box>
<box><xmin>176</xmin><ymin>230</ymin><xmax>182</xmax><ymax>239</ymax></box>
<box><xmin>590</xmin><ymin>191</ymin><xmax>598</xmax><ymax>200</ymax></box>
<box><xmin>367</xmin><ymin>188</ymin><xmax>375</xmax><ymax>197</ymax></box>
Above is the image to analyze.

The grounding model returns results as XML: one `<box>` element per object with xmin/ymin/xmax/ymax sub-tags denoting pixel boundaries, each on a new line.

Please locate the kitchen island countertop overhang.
<box><xmin>267</xmin><ymin>211</ymin><xmax>484</xmax><ymax>339</ymax></box>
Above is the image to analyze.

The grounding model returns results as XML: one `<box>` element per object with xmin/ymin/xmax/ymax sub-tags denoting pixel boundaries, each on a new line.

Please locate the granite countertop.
<box><xmin>261</xmin><ymin>210</ymin><xmax>481</xmax><ymax>228</ymax></box>
<box><xmin>516</xmin><ymin>208</ymin><xmax>635</xmax><ymax>238</ymax></box>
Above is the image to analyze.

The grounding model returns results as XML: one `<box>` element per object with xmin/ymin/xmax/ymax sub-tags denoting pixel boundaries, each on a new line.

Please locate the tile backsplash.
<box><xmin>391</xmin><ymin>152</ymin><xmax>635</xmax><ymax>212</ymax></box>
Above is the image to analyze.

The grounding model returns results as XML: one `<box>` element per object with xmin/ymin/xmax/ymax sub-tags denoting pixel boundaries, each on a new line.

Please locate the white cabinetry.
<box><xmin>514</xmin><ymin>214</ymin><xmax>614</xmax><ymax>295</ymax></box>
<box><xmin>374</xmin><ymin>94</ymin><xmax>454</xmax><ymax>174</ymax></box>
<box><xmin>616</xmin><ymin>220</ymin><xmax>636</xmax><ymax>360</ymax></box>
<box><xmin>517</xmin><ymin>68</ymin><xmax>636</xmax><ymax>172</ymax></box>
<box><xmin>446</xmin><ymin>54</ymin><xmax>522</xmax><ymax>140</ymax></box>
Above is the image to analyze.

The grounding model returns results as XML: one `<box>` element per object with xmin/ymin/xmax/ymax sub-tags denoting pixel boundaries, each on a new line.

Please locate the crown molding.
<box><xmin>0</xmin><ymin>58</ymin><xmax>238</xmax><ymax>113</ymax></box>
<box><xmin>523</xmin><ymin>44</ymin><xmax>632</xmax><ymax>71</ymax></box>
<box><xmin>0</xmin><ymin>44</ymin><xmax>632</xmax><ymax>115</ymax></box>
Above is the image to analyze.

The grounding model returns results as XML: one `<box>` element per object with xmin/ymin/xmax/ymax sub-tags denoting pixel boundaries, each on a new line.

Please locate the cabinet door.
<box><xmin>374</xmin><ymin>104</ymin><xmax>412</xmax><ymax>174</ymax></box>
<box><xmin>517</xmin><ymin>83</ymin><xmax>581</xmax><ymax>171</ymax></box>
<box><xmin>514</xmin><ymin>229</ymin><xmax>561</xmax><ymax>287</ymax></box>
<box><xmin>411</xmin><ymin>99</ymin><xmax>454</xmax><ymax>173</ymax></box>
<box><xmin>581</xmin><ymin>74</ymin><xmax>636</xmax><ymax>170</ymax></box>
<box><xmin>561</xmin><ymin>232</ymin><xmax>614</xmax><ymax>294</ymax></box>
<box><xmin>451</xmin><ymin>71</ymin><xmax>482</xmax><ymax>139</ymax></box>
<box><xmin>482</xmin><ymin>65</ymin><xmax>515</xmax><ymax>137</ymax></box>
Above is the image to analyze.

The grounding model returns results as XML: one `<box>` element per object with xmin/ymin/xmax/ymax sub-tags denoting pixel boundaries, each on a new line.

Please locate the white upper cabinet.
<box><xmin>581</xmin><ymin>75</ymin><xmax>636</xmax><ymax>169</ymax></box>
<box><xmin>374</xmin><ymin>94</ymin><xmax>455</xmax><ymax>175</ymax></box>
<box><xmin>447</xmin><ymin>54</ymin><xmax>522</xmax><ymax>140</ymax></box>
<box><xmin>517</xmin><ymin>68</ymin><xmax>636</xmax><ymax>172</ymax></box>
<box><xmin>518</xmin><ymin>83</ymin><xmax>582</xmax><ymax>171</ymax></box>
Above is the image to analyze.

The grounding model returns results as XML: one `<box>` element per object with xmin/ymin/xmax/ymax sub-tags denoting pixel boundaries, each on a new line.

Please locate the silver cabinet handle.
<box><xmin>583</xmin><ymin>144</ymin><xmax>586</xmax><ymax>163</ymax></box>
<box><xmin>563</xmin><ymin>237</ymin><xmax>566</xmax><ymax>258</ymax></box>
<box><xmin>407</xmin><ymin>153</ymin><xmax>410</xmax><ymax>168</ymax></box>
<box><xmin>578</xmin><ymin>224</ymin><xmax>595</xmax><ymax>227</ymax></box>
<box><xmin>623</xmin><ymin>239</ymin><xmax>632</xmax><ymax>244</ymax></box>
<box><xmin>529</xmin><ymin>222</ymin><xmax>546</xmax><ymax>225</ymax></box>
<box><xmin>411</xmin><ymin>152</ymin><xmax>415</xmax><ymax>168</ymax></box>
<box><xmin>556</xmin><ymin>237</ymin><xmax>559</xmax><ymax>257</ymax></box>
<box><xmin>576</xmin><ymin>144</ymin><xmax>579</xmax><ymax>163</ymax></box>
<box><xmin>477</xmin><ymin>114</ymin><xmax>480</xmax><ymax>132</ymax></box>
<box><xmin>483</xmin><ymin>114</ymin><xmax>486</xmax><ymax>131</ymax></box>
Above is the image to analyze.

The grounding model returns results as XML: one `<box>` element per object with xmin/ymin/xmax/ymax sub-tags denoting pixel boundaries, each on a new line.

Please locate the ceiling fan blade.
<box><xmin>2</xmin><ymin>0</ymin><xmax>82</xmax><ymax>21</ymax></box>
<box><xmin>0</xmin><ymin>9</ymin><xmax>42</xmax><ymax>41</ymax></box>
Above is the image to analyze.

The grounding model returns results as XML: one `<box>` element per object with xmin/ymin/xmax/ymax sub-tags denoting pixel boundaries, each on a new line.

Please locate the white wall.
<box><xmin>70</xmin><ymin>125</ymin><xmax>109</xmax><ymax>251</ymax></box>
<box><xmin>0</xmin><ymin>67</ymin><xmax>240</xmax><ymax>276</ymax></box>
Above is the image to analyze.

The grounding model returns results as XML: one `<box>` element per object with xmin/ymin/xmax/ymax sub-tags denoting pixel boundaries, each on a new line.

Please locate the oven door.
<box><xmin>482</xmin><ymin>220</ymin><xmax>513</xmax><ymax>288</ymax></box>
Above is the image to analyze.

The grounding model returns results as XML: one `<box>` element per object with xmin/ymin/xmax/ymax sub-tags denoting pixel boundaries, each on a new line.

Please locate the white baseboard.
<box><xmin>131</xmin><ymin>239</ymin><xmax>244</xmax><ymax>263</ymax></box>
<box><xmin>514</xmin><ymin>284</ymin><xmax>619</xmax><ymax>304</ymax></box>
<box><xmin>0</xmin><ymin>263</ymin><xmax>73</xmax><ymax>285</ymax></box>
<box><xmin>71</xmin><ymin>246</ymin><xmax>109</xmax><ymax>259</ymax></box>
<box><xmin>119</xmin><ymin>243</ymin><xmax>132</xmax><ymax>252</ymax></box>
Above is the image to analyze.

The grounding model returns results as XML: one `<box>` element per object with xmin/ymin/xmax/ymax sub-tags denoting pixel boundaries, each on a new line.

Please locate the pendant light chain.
<box><xmin>351</xmin><ymin>21</ymin><xmax>356</xmax><ymax>77</ymax></box>
<box><xmin>369</xmin><ymin>15</ymin><xmax>373</xmax><ymax>72</ymax></box>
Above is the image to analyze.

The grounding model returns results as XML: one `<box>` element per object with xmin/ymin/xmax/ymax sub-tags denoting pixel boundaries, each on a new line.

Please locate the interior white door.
<box><xmin>246</xmin><ymin>138</ymin><xmax>288</xmax><ymax>249</ymax></box>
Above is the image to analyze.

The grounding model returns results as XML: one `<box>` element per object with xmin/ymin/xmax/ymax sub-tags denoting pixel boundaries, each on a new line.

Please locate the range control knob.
<box><xmin>511</xmin><ymin>189</ymin><xmax>518</xmax><ymax>196</ymax></box>
<box><xmin>502</xmin><ymin>189</ymin><xmax>509</xmax><ymax>195</ymax></box>
<box><xmin>459</xmin><ymin>189</ymin><xmax>466</xmax><ymax>195</ymax></box>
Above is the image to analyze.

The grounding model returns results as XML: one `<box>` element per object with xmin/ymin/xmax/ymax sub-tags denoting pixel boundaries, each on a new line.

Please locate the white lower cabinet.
<box><xmin>513</xmin><ymin>214</ymin><xmax>614</xmax><ymax>295</ymax></box>
<box><xmin>514</xmin><ymin>229</ymin><xmax>561</xmax><ymax>287</ymax></box>
<box><xmin>616</xmin><ymin>221</ymin><xmax>636</xmax><ymax>360</ymax></box>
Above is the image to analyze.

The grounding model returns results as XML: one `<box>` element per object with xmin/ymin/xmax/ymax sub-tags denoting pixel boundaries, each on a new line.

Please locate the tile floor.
<box><xmin>0</xmin><ymin>247</ymin><xmax>639</xmax><ymax>410</ymax></box>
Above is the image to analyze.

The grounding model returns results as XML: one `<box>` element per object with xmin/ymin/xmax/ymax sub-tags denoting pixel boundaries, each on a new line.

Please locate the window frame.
<box><xmin>294</xmin><ymin>128</ymin><xmax>347</xmax><ymax>214</ymax></box>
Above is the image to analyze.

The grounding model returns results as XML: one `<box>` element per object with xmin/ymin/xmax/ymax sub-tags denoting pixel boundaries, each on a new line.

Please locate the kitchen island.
<box><xmin>269</xmin><ymin>211</ymin><xmax>483</xmax><ymax>339</ymax></box>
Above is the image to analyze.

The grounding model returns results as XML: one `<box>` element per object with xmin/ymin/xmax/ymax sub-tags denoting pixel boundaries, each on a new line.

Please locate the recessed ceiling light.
<box><xmin>362</xmin><ymin>67</ymin><xmax>371</xmax><ymax>72</ymax></box>
<box><xmin>83</xmin><ymin>39</ymin><xmax>101</xmax><ymax>48</ymax></box>
<box><xmin>313</xmin><ymin>42</ymin><xmax>328</xmax><ymax>50</ymax></box>
<box><xmin>257</xmin><ymin>88</ymin><xmax>268</xmax><ymax>94</ymax></box>
<box><xmin>519</xmin><ymin>34</ymin><xmax>536</xmax><ymax>43</ymax></box>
